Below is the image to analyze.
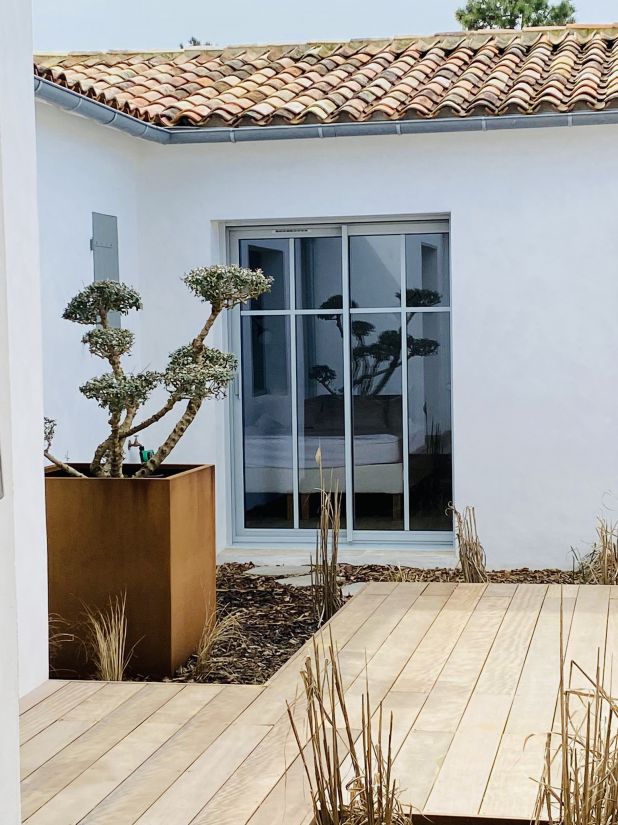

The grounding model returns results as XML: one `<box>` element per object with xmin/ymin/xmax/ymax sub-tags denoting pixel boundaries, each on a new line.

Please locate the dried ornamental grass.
<box><xmin>574</xmin><ymin>518</ymin><xmax>618</xmax><ymax>585</ymax></box>
<box><xmin>381</xmin><ymin>566</ymin><xmax>418</xmax><ymax>583</ymax></box>
<box><xmin>311</xmin><ymin>447</ymin><xmax>343</xmax><ymax>626</ymax></box>
<box><xmin>83</xmin><ymin>593</ymin><xmax>134</xmax><ymax>681</ymax></box>
<box><xmin>194</xmin><ymin>611</ymin><xmax>242</xmax><ymax>681</ymax></box>
<box><xmin>49</xmin><ymin>613</ymin><xmax>75</xmax><ymax>671</ymax></box>
<box><xmin>450</xmin><ymin>504</ymin><xmax>488</xmax><ymax>583</ymax></box>
<box><xmin>288</xmin><ymin>633</ymin><xmax>413</xmax><ymax>825</ymax></box>
<box><xmin>534</xmin><ymin>607</ymin><xmax>618</xmax><ymax>825</ymax></box>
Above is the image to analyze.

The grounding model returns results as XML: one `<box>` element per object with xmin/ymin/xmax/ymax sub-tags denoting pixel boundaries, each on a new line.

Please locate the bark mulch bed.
<box><xmin>174</xmin><ymin>562</ymin><xmax>577</xmax><ymax>685</ymax></box>
<box><xmin>174</xmin><ymin>563</ymin><xmax>318</xmax><ymax>684</ymax></box>
<box><xmin>339</xmin><ymin>565</ymin><xmax>576</xmax><ymax>585</ymax></box>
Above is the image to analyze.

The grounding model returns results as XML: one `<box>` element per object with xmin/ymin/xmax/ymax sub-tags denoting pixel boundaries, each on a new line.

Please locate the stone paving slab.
<box><xmin>244</xmin><ymin>565</ymin><xmax>312</xmax><ymax>578</ymax></box>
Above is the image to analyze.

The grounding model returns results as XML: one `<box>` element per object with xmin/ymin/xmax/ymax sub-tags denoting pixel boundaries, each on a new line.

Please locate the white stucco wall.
<box><xmin>2</xmin><ymin>8</ymin><xmax>48</xmax><ymax>708</ymax></box>
<box><xmin>35</xmin><ymin>102</ymin><xmax>618</xmax><ymax>569</ymax></box>
<box><xmin>37</xmin><ymin>104</ymin><xmax>142</xmax><ymax>461</ymax></box>
<box><xmin>0</xmin><ymin>117</ymin><xmax>24</xmax><ymax>824</ymax></box>
<box><xmin>1</xmin><ymin>0</ymin><xmax>46</xmax><ymax>817</ymax></box>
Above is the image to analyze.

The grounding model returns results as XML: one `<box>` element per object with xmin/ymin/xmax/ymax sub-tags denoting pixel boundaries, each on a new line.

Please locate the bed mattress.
<box><xmin>244</xmin><ymin>433</ymin><xmax>402</xmax><ymax>468</ymax></box>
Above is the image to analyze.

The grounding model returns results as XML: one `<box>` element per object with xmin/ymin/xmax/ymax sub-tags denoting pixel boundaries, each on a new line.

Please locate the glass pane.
<box><xmin>351</xmin><ymin>313</ymin><xmax>403</xmax><ymax>530</ymax></box>
<box><xmin>405</xmin><ymin>234</ymin><xmax>450</xmax><ymax>307</ymax></box>
<box><xmin>349</xmin><ymin>235</ymin><xmax>401</xmax><ymax>308</ymax></box>
<box><xmin>295</xmin><ymin>237</ymin><xmax>342</xmax><ymax>310</ymax></box>
<box><xmin>241</xmin><ymin>316</ymin><xmax>293</xmax><ymax>528</ymax></box>
<box><xmin>240</xmin><ymin>239</ymin><xmax>289</xmax><ymax>310</ymax></box>
<box><xmin>296</xmin><ymin>315</ymin><xmax>346</xmax><ymax>528</ymax></box>
<box><xmin>407</xmin><ymin>312</ymin><xmax>452</xmax><ymax>530</ymax></box>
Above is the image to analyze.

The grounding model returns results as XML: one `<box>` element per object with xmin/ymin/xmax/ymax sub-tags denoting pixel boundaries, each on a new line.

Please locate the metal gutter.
<box><xmin>34</xmin><ymin>75</ymin><xmax>618</xmax><ymax>146</ymax></box>
<box><xmin>34</xmin><ymin>77</ymin><xmax>172</xmax><ymax>143</ymax></box>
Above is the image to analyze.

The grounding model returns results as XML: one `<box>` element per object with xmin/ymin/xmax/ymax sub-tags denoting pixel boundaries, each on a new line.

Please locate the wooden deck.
<box><xmin>19</xmin><ymin>582</ymin><xmax>617</xmax><ymax>824</ymax></box>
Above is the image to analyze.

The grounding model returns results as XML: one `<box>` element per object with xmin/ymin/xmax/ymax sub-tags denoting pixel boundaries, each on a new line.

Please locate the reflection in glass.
<box><xmin>407</xmin><ymin>312</ymin><xmax>452</xmax><ymax>530</ymax></box>
<box><xmin>241</xmin><ymin>316</ymin><xmax>293</xmax><ymax>528</ymax></box>
<box><xmin>240</xmin><ymin>239</ymin><xmax>289</xmax><ymax>311</ymax></box>
<box><xmin>349</xmin><ymin>235</ymin><xmax>401</xmax><ymax>308</ymax></box>
<box><xmin>405</xmin><ymin>234</ymin><xmax>450</xmax><ymax>307</ymax></box>
<box><xmin>295</xmin><ymin>237</ymin><xmax>342</xmax><ymax>310</ymax></box>
<box><xmin>296</xmin><ymin>315</ymin><xmax>346</xmax><ymax>528</ymax></box>
<box><xmin>351</xmin><ymin>313</ymin><xmax>403</xmax><ymax>530</ymax></box>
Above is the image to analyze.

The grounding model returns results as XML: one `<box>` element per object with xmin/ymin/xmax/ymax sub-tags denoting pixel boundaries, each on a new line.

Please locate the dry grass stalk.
<box><xmin>311</xmin><ymin>447</ymin><xmax>343</xmax><ymax>626</ymax></box>
<box><xmin>194</xmin><ymin>611</ymin><xmax>242</xmax><ymax>680</ymax></box>
<box><xmin>534</xmin><ymin>605</ymin><xmax>618</xmax><ymax>825</ymax></box>
<box><xmin>382</xmin><ymin>566</ymin><xmax>417</xmax><ymax>583</ymax></box>
<box><xmin>83</xmin><ymin>592</ymin><xmax>133</xmax><ymax>681</ymax></box>
<box><xmin>575</xmin><ymin>518</ymin><xmax>618</xmax><ymax>585</ymax></box>
<box><xmin>49</xmin><ymin>613</ymin><xmax>75</xmax><ymax>671</ymax></box>
<box><xmin>287</xmin><ymin>632</ymin><xmax>413</xmax><ymax>825</ymax></box>
<box><xmin>450</xmin><ymin>504</ymin><xmax>488</xmax><ymax>583</ymax></box>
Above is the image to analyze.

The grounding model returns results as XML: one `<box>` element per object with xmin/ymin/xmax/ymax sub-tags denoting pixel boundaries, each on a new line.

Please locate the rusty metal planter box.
<box><xmin>45</xmin><ymin>463</ymin><xmax>216</xmax><ymax>679</ymax></box>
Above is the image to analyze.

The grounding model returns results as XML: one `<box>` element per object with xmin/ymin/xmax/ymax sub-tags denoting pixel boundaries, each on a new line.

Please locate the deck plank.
<box><xmin>392</xmin><ymin>583</ymin><xmax>485</xmax><ymax>693</ymax></box>
<box><xmin>21</xmin><ymin>684</ymin><xmax>184</xmax><ymax>820</ymax></box>
<box><xmin>20</xmin><ymin>683</ymin><xmax>146</xmax><ymax>779</ymax></box>
<box><xmin>188</xmin><ymin>716</ymin><xmax>297</xmax><ymax>825</ymax></box>
<box><xmin>197</xmin><ymin>585</ymin><xmax>428</xmax><ymax>825</ymax></box>
<box><xmin>428</xmin><ymin>586</ymin><xmax>554</xmax><ymax>817</ymax></box>
<box><xmin>417</xmin><ymin>587</ymin><xmax>518</xmax><ymax>814</ymax></box>
<box><xmin>82</xmin><ymin>686</ymin><xmax>261</xmax><ymax>824</ymax></box>
<box><xmin>481</xmin><ymin>585</ymin><xmax>579</xmax><ymax>818</ymax></box>
<box><xmin>238</xmin><ymin>586</ymin><xmax>399</xmax><ymax>727</ymax></box>
<box><xmin>341</xmin><ymin>585</ymin><xmax>456</xmax><ymax>731</ymax></box>
<box><xmin>25</xmin><ymin>687</ymin><xmax>225</xmax><ymax>825</ymax></box>
<box><xmin>19</xmin><ymin>681</ymin><xmax>68</xmax><ymax>715</ymax></box>
<box><xmin>20</xmin><ymin>682</ymin><xmax>108</xmax><ymax>745</ymax></box>
<box><xmin>425</xmin><ymin>586</ymin><xmax>550</xmax><ymax>816</ymax></box>
<box><xmin>20</xmin><ymin>582</ymin><xmax>612</xmax><ymax>825</ymax></box>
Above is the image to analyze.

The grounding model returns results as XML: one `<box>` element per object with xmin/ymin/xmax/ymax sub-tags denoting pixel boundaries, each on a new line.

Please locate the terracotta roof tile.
<box><xmin>34</xmin><ymin>25</ymin><xmax>618</xmax><ymax>128</ymax></box>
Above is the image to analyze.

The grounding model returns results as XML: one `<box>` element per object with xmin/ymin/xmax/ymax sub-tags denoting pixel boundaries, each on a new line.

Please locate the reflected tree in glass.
<box><xmin>312</xmin><ymin>287</ymin><xmax>443</xmax><ymax>398</ymax></box>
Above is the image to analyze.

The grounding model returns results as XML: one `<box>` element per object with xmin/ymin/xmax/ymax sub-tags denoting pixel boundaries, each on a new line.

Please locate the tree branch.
<box><xmin>90</xmin><ymin>438</ymin><xmax>111</xmax><ymax>477</ymax></box>
<box><xmin>134</xmin><ymin>397</ymin><xmax>201</xmax><ymax>477</ymax></box>
<box><xmin>124</xmin><ymin>395</ymin><xmax>179</xmax><ymax>438</ymax></box>
<box><xmin>44</xmin><ymin>451</ymin><xmax>87</xmax><ymax>478</ymax></box>
<box><xmin>192</xmin><ymin>305</ymin><xmax>222</xmax><ymax>350</ymax></box>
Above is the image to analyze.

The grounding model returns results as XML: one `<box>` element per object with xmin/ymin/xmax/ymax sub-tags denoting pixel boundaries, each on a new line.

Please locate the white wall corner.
<box><xmin>1</xmin><ymin>0</ymin><xmax>49</xmax><ymax>702</ymax></box>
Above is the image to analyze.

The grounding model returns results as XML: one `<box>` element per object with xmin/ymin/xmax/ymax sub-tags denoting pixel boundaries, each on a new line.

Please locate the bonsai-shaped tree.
<box><xmin>44</xmin><ymin>266</ymin><xmax>272</xmax><ymax>478</ymax></box>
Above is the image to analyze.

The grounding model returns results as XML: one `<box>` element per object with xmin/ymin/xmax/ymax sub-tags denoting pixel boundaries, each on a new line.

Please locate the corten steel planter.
<box><xmin>45</xmin><ymin>463</ymin><xmax>216</xmax><ymax>679</ymax></box>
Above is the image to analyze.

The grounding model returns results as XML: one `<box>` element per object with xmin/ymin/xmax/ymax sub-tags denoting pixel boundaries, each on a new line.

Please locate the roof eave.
<box><xmin>34</xmin><ymin>76</ymin><xmax>618</xmax><ymax>145</ymax></box>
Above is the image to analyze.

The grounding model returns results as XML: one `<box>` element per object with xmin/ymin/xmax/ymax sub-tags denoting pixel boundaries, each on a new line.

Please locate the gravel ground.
<box><xmin>174</xmin><ymin>562</ymin><xmax>578</xmax><ymax>684</ymax></box>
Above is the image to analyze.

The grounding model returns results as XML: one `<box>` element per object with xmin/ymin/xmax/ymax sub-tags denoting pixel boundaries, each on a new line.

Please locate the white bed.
<box><xmin>244</xmin><ymin>433</ymin><xmax>404</xmax><ymax>494</ymax></box>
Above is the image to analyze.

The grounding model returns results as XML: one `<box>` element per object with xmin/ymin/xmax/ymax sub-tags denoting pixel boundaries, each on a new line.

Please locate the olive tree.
<box><xmin>44</xmin><ymin>266</ymin><xmax>272</xmax><ymax>478</ymax></box>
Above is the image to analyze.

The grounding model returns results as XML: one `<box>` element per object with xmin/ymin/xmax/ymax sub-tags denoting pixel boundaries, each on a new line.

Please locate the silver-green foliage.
<box><xmin>184</xmin><ymin>264</ymin><xmax>271</xmax><ymax>309</ymax></box>
<box><xmin>63</xmin><ymin>281</ymin><xmax>142</xmax><ymax>325</ymax></box>
<box><xmin>80</xmin><ymin>371</ymin><xmax>162</xmax><ymax>414</ymax></box>
<box><xmin>164</xmin><ymin>345</ymin><xmax>238</xmax><ymax>400</ymax></box>
<box><xmin>82</xmin><ymin>328</ymin><xmax>135</xmax><ymax>359</ymax></box>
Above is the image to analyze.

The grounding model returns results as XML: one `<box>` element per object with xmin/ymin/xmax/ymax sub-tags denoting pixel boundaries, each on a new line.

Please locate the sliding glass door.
<box><xmin>230</xmin><ymin>221</ymin><xmax>452</xmax><ymax>545</ymax></box>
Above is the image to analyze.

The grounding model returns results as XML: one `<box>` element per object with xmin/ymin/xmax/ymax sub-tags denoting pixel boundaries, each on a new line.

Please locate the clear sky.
<box><xmin>33</xmin><ymin>0</ymin><xmax>618</xmax><ymax>53</ymax></box>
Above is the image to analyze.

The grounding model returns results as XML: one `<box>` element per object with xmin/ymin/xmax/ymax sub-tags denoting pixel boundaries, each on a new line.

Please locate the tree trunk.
<box><xmin>134</xmin><ymin>398</ymin><xmax>201</xmax><ymax>478</ymax></box>
<box><xmin>109</xmin><ymin>411</ymin><xmax>123</xmax><ymax>477</ymax></box>
<box><xmin>90</xmin><ymin>437</ymin><xmax>112</xmax><ymax>476</ymax></box>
